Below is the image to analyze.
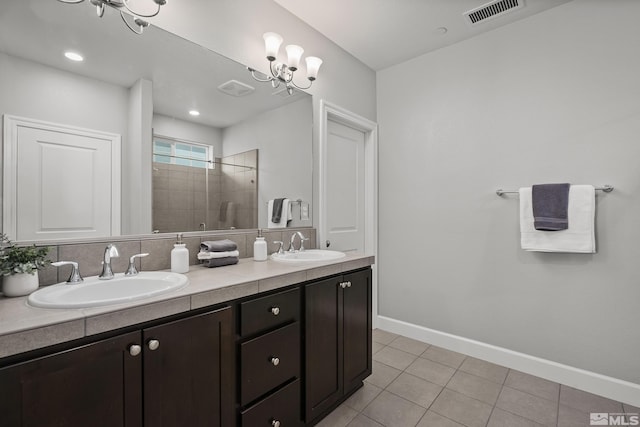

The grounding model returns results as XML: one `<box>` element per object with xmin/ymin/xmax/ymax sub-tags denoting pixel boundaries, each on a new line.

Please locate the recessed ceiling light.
<box><xmin>189</xmin><ymin>110</ymin><xmax>200</xmax><ymax>116</ymax></box>
<box><xmin>64</xmin><ymin>51</ymin><xmax>84</xmax><ymax>62</ymax></box>
<box><xmin>435</xmin><ymin>27</ymin><xmax>448</xmax><ymax>35</ymax></box>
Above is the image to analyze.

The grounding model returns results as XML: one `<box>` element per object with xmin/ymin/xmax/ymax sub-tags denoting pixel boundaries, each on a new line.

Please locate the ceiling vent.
<box><xmin>463</xmin><ymin>0</ymin><xmax>524</xmax><ymax>25</ymax></box>
<box><xmin>217</xmin><ymin>80</ymin><xmax>255</xmax><ymax>97</ymax></box>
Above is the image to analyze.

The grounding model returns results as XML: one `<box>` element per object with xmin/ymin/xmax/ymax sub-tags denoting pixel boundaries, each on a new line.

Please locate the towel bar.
<box><xmin>496</xmin><ymin>185</ymin><xmax>614</xmax><ymax>196</ymax></box>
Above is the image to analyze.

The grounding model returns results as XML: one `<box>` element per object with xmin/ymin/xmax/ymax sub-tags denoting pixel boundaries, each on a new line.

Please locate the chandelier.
<box><xmin>57</xmin><ymin>0</ymin><xmax>166</xmax><ymax>34</ymax></box>
<box><xmin>248</xmin><ymin>32</ymin><xmax>323</xmax><ymax>95</ymax></box>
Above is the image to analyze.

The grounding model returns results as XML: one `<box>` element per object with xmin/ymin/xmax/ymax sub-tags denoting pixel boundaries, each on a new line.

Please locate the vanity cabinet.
<box><xmin>238</xmin><ymin>287</ymin><xmax>302</xmax><ymax>427</ymax></box>
<box><xmin>0</xmin><ymin>264</ymin><xmax>374</xmax><ymax>427</ymax></box>
<box><xmin>142</xmin><ymin>307</ymin><xmax>234</xmax><ymax>426</ymax></box>
<box><xmin>0</xmin><ymin>306</ymin><xmax>234</xmax><ymax>427</ymax></box>
<box><xmin>304</xmin><ymin>269</ymin><xmax>372</xmax><ymax>424</ymax></box>
<box><xmin>0</xmin><ymin>331</ymin><xmax>142</xmax><ymax>427</ymax></box>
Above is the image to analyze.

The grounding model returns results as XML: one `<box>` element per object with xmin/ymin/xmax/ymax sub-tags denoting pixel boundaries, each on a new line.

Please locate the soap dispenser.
<box><xmin>171</xmin><ymin>233</ymin><xmax>189</xmax><ymax>273</ymax></box>
<box><xmin>253</xmin><ymin>229</ymin><xmax>267</xmax><ymax>262</ymax></box>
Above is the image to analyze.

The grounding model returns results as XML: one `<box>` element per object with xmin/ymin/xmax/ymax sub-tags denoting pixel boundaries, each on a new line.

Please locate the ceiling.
<box><xmin>0</xmin><ymin>0</ymin><xmax>306</xmax><ymax>129</ymax></box>
<box><xmin>273</xmin><ymin>0</ymin><xmax>572</xmax><ymax>71</ymax></box>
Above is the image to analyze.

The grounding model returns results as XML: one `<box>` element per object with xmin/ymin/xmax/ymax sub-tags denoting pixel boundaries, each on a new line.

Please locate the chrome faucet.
<box><xmin>125</xmin><ymin>253</ymin><xmax>149</xmax><ymax>276</ymax></box>
<box><xmin>99</xmin><ymin>244</ymin><xmax>120</xmax><ymax>280</ymax></box>
<box><xmin>51</xmin><ymin>261</ymin><xmax>84</xmax><ymax>284</ymax></box>
<box><xmin>273</xmin><ymin>241</ymin><xmax>285</xmax><ymax>254</ymax></box>
<box><xmin>288</xmin><ymin>232</ymin><xmax>309</xmax><ymax>252</ymax></box>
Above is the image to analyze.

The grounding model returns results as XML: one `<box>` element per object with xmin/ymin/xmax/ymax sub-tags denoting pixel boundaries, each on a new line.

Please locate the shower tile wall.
<box><xmin>152</xmin><ymin>149</ymin><xmax>258</xmax><ymax>233</ymax></box>
<box><xmin>219</xmin><ymin>149</ymin><xmax>258</xmax><ymax>230</ymax></box>
<box><xmin>153</xmin><ymin>163</ymin><xmax>207</xmax><ymax>233</ymax></box>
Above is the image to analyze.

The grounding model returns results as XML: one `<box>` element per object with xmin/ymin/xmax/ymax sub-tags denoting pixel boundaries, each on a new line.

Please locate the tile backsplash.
<box><xmin>31</xmin><ymin>228</ymin><xmax>316</xmax><ymax>287</ymax></box>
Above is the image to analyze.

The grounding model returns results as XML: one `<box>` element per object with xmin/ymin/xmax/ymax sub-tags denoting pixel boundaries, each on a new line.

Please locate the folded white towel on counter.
<box><xmin>197</xmin><ymin>250</ymin><xmax>240</xmax><ymax>260</ymax></box>
<box><xmin>267</xmin><ymin>198</ymin><xmax>292</xmax><ymax>229</ymax></box>
<box><xmin>519</xmin><ymin>185</ymin><xmax>596</xmax><ymax>253</ymax></box>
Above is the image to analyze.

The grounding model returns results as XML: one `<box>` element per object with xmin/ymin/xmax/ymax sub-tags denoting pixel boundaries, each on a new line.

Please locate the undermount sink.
<box><xmin>271</xmin><ymin>249</ymin><xmax>346</xmax><ymax>263</ymax></box>
<box><xmin>28</xmin><ymin>272</ymin><xmax>189</xmax><ymax>309</ymax></box>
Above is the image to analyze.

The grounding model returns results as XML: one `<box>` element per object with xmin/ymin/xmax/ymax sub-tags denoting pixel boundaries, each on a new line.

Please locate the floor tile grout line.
<box><xmin>372</xmin><ymin>330</ymin><xmax>631</xmax><ymax>427</ymax></box>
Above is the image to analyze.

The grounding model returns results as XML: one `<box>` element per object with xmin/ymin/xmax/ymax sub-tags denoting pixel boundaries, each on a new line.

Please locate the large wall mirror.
<box><xmin>0</xmin><ymin>0</ymin><xmax>313</xmax><ymax>242</ymax></box>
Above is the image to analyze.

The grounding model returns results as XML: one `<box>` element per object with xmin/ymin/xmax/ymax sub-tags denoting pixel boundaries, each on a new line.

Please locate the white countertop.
<box><xmin>0</xmin><ymin>253</ymin><xmax>374</xmax><ymax>359</ymax></box>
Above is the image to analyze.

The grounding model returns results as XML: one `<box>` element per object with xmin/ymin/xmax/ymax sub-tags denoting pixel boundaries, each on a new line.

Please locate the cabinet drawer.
<box><xmin>240</xmin><ymin>322</ymin><xmax>300</xmax><ymax>405</ymax></box>
<box><xmin>241</xmin><ymin>379</ymin><xmax>301</xmax><ymax>427</ymax></box>
<box><xmin>240</xmin><ymin>287</ymin><xmax>300</xmax><ymax>337</ymax></box>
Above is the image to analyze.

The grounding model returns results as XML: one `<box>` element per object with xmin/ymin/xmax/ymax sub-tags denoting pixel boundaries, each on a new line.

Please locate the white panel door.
<box><xmin>325</xmin><ymin>120</ymin><xmax>365</xmax><ymax>252</ymax></box>
<box><xmin>3</xmin><ymin>116</ymin><xmax>121</xmax><ymax>241</ymax></box>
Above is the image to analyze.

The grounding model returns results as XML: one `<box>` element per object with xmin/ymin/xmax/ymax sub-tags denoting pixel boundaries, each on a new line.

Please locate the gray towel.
<box><xmin>204</xmin><ymin>257</ymin><xmax>239</xmax><ymax>268</ymax></box>
<box><xmin>532</xmin><ymin>183</ymin><xmax>570</xmax><ymax>231</ymax></box>
<box><xmin>200</xmin><ymin>239</ymin><xmax>238</xmax><ymax>252</ymax></box>
<box><xmin>271</xmin><ymin>198</ymin><xmax>286</xmax><ymax>223</ymax></box>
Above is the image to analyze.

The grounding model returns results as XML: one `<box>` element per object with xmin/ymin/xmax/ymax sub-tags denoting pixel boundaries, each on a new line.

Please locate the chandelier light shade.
<box><xmin>249</xmin><ymin>32</ymin><xmax>323</xmax><ymax>95</ymax></box>
<box><xmin>263</xmin><ymin>32</ymin><xmax>283</xmax><ymax>61</ymax></box>
<box><xmin>57</xmin><ymin>0</ymin><xmax>166</xmax><ymax>34</ymax></box>
<box><xmin>305</xmin><ymin>56</ymin><xmax>323</xmax><ymax>81</ymax></box>
<box><xmin>285</xmin><ymin>45</ymin><xmax>304</xmax><ymax>71</ymax></box>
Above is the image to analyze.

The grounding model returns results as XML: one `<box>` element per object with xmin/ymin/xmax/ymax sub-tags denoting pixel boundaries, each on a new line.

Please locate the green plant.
<box><xmin>0</xmin><ymin>234</ymin><xmax>50</xmax><ymax>276</ymax></box>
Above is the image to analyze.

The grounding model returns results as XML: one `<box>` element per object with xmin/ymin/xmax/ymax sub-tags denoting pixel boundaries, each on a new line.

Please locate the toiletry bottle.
<box><xmin>254</xmin><ymin>229</ymin><xmax>268</xmax><ymax>261</ymax></box>
<box><xmin>171</xmin><ymin>233</ymin><xmax>189</xmax><ymax>273</ymax></box>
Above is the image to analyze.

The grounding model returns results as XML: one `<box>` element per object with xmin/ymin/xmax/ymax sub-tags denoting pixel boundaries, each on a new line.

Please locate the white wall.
<box><xmin>150</xmin><ymin>0</ymin><xmax>377</xmax><ymax>231</ymax></box>
<box><xmin>153</xmin><ymin>114</ymin><xmax>223</xmax><ymax>159</ymax></box>
<box><xmin>222</xmin><ymin>97</ymin><xmax>313</xmax><ymax>229</ymax></box>
<box><xmin>123</xmin><ymin>79</ymin><xmax>153</xmax><ymax>235</ymax></box>
<box><xmin>377</xmin><ymin>0</ymin><xmax>640</xmax><ymax>385</ymax></box>
<box><xmin>0</xmin><ymin>52</ymin><xmax>130</xmax><ymax>235</ymax></box>
<box><xmin>0</xmin><ymin>52</ymin><xmax>128</xmax><ymax>135</ymax></box>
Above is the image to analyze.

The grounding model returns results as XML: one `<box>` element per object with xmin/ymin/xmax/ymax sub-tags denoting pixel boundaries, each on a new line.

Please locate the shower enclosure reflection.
<box><xmin>152</xmin><ymin>140</ymin><xmax>258</xmax><ymax>232</ymax></box>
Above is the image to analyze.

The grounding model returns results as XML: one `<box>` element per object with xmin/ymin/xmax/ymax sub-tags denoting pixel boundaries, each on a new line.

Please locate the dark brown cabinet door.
<box><xmin>304</xmin><ymin>269</ymin><xmax>372</xmax><ymax>424</ymax></box>
<box><xmin>0</xmin><ymin>331</ymin><xmax>143</xmax><ymax>427</ymax></box>
<box><xmin>142</xmin><ymin>306</ymin><xmax>234</xmax><ymax>427</ymax></box>
<box><xmin>343</xmin><ymin>269</ymin><xmax>372</xmax><ymax>394</ymax></box>
<box><xmin>304</xmin><ymin>276</ymin><xmax>343</xmax><ymax>422</ymax></box>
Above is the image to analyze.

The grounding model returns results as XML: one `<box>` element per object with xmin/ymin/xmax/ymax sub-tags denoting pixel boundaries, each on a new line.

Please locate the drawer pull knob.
<box><xmin>129</xmin><ymin>344</ymin><xmax>142</xmax><ymax>357</ymax></box>
<box><xmin>270</xmin><ymin>357</ymin><xmax>280</xmax><ymax>366</ymax></box>
<box><xmin>346</xmin><ymin>281</ymin><xmax>352</xmax><ymax>288</ymax></box>
<box><xmin>147</xmin><ymin>339</ymin><xmax>160</xmax><ymax>351</ymax></box>
<box><xmin>340</xmin><ymin>282</ymin><xmax>347</xmax><ymax>289</ymax></box>
<box><xmin>271</xmin><ymin>420</ymin><xmax>281</xmax><ymax>427</ymax></box>
<box><xmin>271</xmin><ymin>307</ymin><xmax>280</xmax><ymax>316</ymax></box>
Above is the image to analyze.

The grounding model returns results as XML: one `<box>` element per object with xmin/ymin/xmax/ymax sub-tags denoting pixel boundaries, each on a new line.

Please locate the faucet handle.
<box><xmin>299</xmin><ymin>237</ymin><xmax>310</xmax><ymax>252</ymax></box>
<box><xmin>273</xmin><ymin>241</ymin><xmax>284</xmax><ymax>254</ymax></box>
<box><xmin>52</xmin><ymin>261</ymin><xmax>83</xmax><ymax>284</ymax></box>
<box><xmin>125</xmin><ymin>253</ymin><xmax>149</xmax><ymax>276</ymax></box>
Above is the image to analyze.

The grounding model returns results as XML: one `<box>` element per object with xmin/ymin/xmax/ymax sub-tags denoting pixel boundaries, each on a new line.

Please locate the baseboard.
<box><xmin>376</xmin><ymin>315</ymin><xmax>640</xmax><ymax>407</ymax></box>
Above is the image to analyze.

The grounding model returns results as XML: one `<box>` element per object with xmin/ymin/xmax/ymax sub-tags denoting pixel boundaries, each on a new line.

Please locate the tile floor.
<box><xmin>316</xmin><ymin>329</ymin><xmax>639</xmax><ymax>427</ymax></box>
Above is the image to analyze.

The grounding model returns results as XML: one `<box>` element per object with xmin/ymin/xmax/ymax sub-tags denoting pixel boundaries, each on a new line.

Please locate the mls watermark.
<box><xmin>590</xmin><ymin>413</ymin><xmax>640</xmax><ymax>426</ymax></box>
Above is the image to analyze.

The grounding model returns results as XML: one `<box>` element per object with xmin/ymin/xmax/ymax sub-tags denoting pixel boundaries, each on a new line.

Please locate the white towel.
<box><xmin>519</xmin><ymin>185</ymin><xmax>596</xmax><ymax>253</ymax></box>
<box><xmin>267</xmin><ymin>198</ymin><xmax>292</xmax><ymax>229</ymax></box>
<box><xmin>197</xmin><ymin>250</ymin><xmax>240</xmax><ymax>260</ymax></box>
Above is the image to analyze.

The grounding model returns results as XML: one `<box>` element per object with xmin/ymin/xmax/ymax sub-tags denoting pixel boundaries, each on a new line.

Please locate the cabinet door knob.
<box><xmin>271</xmin><ymin>420</ymin><xmax>281</xmax><ymax>427</ymax></box>
<box><xmin>270</xmin><ymin>306</ymin><xmax>280</xmax><ymax>316</ymax></box>
<box><xmin>128</xmin><ymin>344</ymin><xmax>142</xmax><ymax>356</ymax></box>
<box><xmin>147</xmin><ymin>339</ymin><xmax>160</xmax><ymax>351</ymax></box>
<box><xmin>346</xmin><ymin>281</ymin><xmax>352</xmax><ymax>288</ymax></box>
<box><xmin>340</xmin><ymin>282</ymin><xmax>346</xmax><ymax>289</ymax></box>
<box><xmin>270</xmin><ymin>357</ymin><xmax>280</xmax><ymax>366</ymax></box>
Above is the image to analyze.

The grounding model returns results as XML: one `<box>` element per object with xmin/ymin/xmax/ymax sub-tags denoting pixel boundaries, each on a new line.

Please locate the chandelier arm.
<box><xmin>120</xmin><ymin>0</ymin><xmax>162</xmax><ymax>18</ymax></box>
<box><xmin>289</xmin><ymin>80</ymin><xmax>313</xmax><ymax>91</ymax></box>
<box><xmin>120</xmin><ymin>10</ymin><xmax>145</xmax><ymax>34</ymax></box>
<box><xmin>247</xmin><ymin>68</ymin><xmax>274</xmax><ymax>83</ymax></box>
<box><xmin>269</xmin><ymin>61</ymin><xmax>281</xmax><ymax>79</ymax></box>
